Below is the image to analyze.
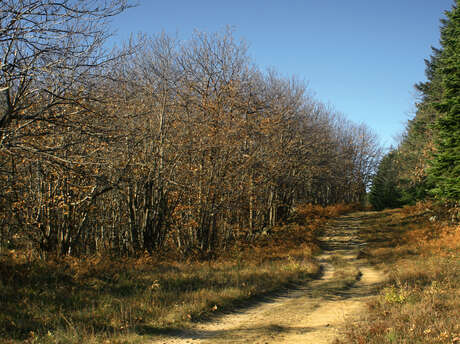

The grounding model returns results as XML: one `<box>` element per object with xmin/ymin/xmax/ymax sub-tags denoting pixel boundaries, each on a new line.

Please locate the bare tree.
<box><xmin>0</xmin><ymin>0</ymin><xmax>133</xmax><ymax>255</ymax></box>
<box><xmin>1</xmin><ymin>0</ymin><xmax>130</xmax><ymax>136</ymax></box>
<box><xmin>0</xmin><ymin>22</ymin><xmax>382</xmax><ymax>257</ymax></box>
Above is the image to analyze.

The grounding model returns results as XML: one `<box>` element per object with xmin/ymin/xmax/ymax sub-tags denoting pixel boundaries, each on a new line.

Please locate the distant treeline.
<box><xmin>370</xmin><ymin>0</ymin><xmax>459</xmax><ymax>210</ymax></box>
<box><xmin>0</xmin><ymin>1</ymin><xmax>380</xmax><ymax>257</ymax></box>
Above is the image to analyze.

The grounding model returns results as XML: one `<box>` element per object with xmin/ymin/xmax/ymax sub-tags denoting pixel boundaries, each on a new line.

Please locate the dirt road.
<box><xmin>152</xmin><ymin>212</ymin><xmax>386</xmax><ymax>344</ymax></box>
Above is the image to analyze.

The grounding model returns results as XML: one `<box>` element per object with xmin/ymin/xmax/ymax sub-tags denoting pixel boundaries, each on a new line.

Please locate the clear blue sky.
<box><xmin>109</xmin><ymin>0</ymin><xmax>454</xmax><ymax>149</ymax></box>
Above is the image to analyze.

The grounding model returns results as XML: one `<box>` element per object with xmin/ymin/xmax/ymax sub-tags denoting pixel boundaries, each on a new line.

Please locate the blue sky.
<box><xmin>109</xmin><ymin>0</ymin><xmax>454</xmax><ymax>149</ymax></box>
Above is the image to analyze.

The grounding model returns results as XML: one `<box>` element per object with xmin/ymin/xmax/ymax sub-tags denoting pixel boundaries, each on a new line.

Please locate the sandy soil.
<box><xmin>151</xmin><ymin>212</ymin><xmax>386</xmax><ymax>344</ymax></box>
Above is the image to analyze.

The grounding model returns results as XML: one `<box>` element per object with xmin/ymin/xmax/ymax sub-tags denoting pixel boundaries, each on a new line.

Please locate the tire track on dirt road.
<box><xmin>151</xmin><ymin>212</ymin><xmax>387</xmax><ymax>344</ymax></box>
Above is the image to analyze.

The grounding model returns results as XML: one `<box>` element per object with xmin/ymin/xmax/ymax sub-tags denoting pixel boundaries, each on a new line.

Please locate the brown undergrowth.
<box><xmin>336</xmin><ymin>203</ymin><xmax>460</xmax><ymax>344</ymax></box>
<box><xmin>0</xmin><ymin>203</ymin><xmax>357</xmax><ymax>344</ymax></box>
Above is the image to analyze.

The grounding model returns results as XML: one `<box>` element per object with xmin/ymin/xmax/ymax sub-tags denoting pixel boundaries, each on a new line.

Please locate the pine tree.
<box><xmin>428</xmin><ymin>0</ymin><xmax>460</xmax><ymax>202</ymax></box>
<box><xmin>393</xmin><ymin>43</ymin><xmax>442</xmax><ymax>205</ymax></box>
<box><xmin>369</xmin><ymin>151</ymin><xmax>402</xmax><ymax>210</ymax></box>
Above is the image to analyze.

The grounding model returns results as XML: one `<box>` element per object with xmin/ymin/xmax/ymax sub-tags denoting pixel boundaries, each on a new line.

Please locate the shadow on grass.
<box><xmin>0</xmin><ymin>255</ymin><xmax>321</xmax><ymax>341</ymax></box>
<box><xmin>139</xmin><ymin>323</ymin><xmax>320</xmax><ymax>342</ymax></box>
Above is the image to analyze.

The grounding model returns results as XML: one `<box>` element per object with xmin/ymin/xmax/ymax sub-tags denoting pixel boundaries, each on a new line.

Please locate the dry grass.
<box><xmin>336</xmin><ymin>203</ymin><xmax>460</xmax><ymax>344</ymax></box>
<box><xmin>291</xmin><ymin>203</ymin><xmax>361</xmax><ymax>223</ymax></box>
<box><xmin>0</xmin><ymin>253</ymin><xmax>320</xmax><ymax>344</ymax></box>
<box><xmin>0</xmin><ymin>203</ymin><xmax>358</xmax><ymax>343</ymax></box>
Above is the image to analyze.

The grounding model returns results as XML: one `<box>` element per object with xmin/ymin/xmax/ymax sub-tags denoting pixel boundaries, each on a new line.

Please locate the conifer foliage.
<box><xmin>428</xmin><ymin>0</ymin><xmax>460</xmax><ymax>202</ymax></box>
<box><xmin>369</xmin><ymin>151</ymin><xmax>402</xmax><ymax>210</ymax></box>
<box><xmin>370</xmin><ymin>0</ymin><xmax>459</xmax><ymax>209</ymax></box>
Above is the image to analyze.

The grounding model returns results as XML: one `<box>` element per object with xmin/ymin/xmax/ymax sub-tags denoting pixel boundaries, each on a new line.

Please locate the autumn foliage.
<box><xmin>0</xmin><ymin>2</ymin><xmax>380</xmax><ymax>259</ymax></box>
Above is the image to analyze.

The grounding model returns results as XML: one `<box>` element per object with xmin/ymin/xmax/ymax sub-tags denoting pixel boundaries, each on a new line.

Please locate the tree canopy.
<box><xmin>428</xmin><ymin>0</ymin><xmax>460</xmax><ymax>202</ymax></box>
<box><xmin>0</xmin><ymin>4</ymin><xmax>381</xmax><ymax>258</ymax></box>
<box><xmin>370</xmin><ymin>0</ymin><xmax>460</xmax><ymax>209</ymax></box>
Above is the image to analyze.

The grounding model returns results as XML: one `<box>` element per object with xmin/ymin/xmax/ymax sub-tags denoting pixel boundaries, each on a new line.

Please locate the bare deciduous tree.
<box><xmin>0</xmin><ymin>24</ymin><xmax>382</xmax><ymax>257</ymax></box>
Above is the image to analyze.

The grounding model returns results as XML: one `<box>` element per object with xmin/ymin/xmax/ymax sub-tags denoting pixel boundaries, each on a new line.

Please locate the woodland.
<box><xmin>0</xmin><ymin>1</ymin><xmax>459</xmax><ymax>343</ymax></box>
<box><xmin>0</xmin><ymin>0</ymin><xmax>381</xmax><ymax>259</ymax></box>
<box><xmin>369</xmin><ymin>0</ymin><xmax>460</xmax><ymax>212</ymax></box>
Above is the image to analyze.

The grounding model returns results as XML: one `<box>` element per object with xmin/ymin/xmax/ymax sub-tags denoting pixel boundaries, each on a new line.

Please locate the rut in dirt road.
<box><xmin>152</xmin><ymin>212</ymin><xmax>387</xmax><ymax>344</ymax></box>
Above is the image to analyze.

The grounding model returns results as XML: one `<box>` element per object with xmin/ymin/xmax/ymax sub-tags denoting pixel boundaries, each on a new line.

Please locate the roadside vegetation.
<box><xmin>369</xmin><ymin>0</ymin><xmax>459</xmax><ymax>209</ymax></box>
<box><xmin>336</xmin><ymin>203</ymin><xmax>460</xmax><ymax>344</ymax></box>
<box><xmin>351</xmin><ymin>3</ymin><xmax>460</xmax><ymax>340</ymax></box>
<box><xmin>0</xmin><ymin>1</ymin><xmax>379</xmax><ymax>262</ymax></box>
<box><xmin>0</xmin><ymin>2</ymin><xmax>377</xmax><ymax>343</ymax></box>
<box><xmin>0</xmin><ymin>203</ymin><xmax>357</xmax><ymax>343</ymax></box>
<box><xmin>1</xmin><ymin>0</ymin><xmax>458</xmax><ymax>343</ymax></box>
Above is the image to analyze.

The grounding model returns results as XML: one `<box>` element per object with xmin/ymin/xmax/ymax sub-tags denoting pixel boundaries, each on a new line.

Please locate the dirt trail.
<box><xmin>152</xmin><ymin>212</ymin><xmax>386</xmax><ymax>344</ymax></box>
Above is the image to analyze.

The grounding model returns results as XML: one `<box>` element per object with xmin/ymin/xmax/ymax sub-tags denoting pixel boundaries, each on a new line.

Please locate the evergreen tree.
<box><xmin>394</xmin><ymin>41</ymin><xmax>442</xmax><ymax>205</ymax></box>
<box><xmin>428</xmin><ymin>0</ymin><xmax>460</xmax><ymax>202</ymax></box>
<box><xmin>369</xmin><ymin>151</ymin><xmax>402</xmax><ymax>210</ymax></box>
